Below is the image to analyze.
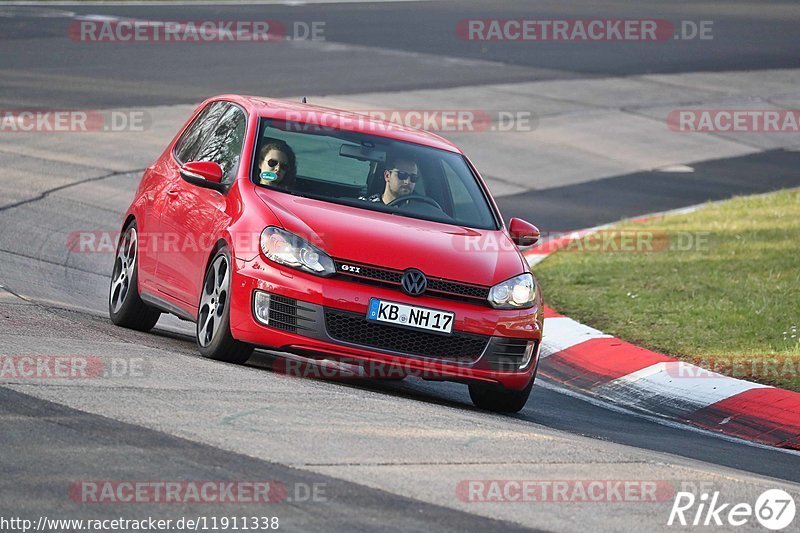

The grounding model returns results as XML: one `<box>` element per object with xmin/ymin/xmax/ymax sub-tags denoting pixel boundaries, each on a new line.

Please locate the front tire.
<box><xmin>109</xmin><ymin>222</ymin><xmax>161</xmax><ymax>331</ymax></box>
<box><xmin>196</xmin><ymin>247</ymin><xmax>253</xmax><ymax>364</ymax></box>
<box><xmin>469</xmin><ymin>377</ymin><xmax>534</xmax><ymax>413</ymax></box>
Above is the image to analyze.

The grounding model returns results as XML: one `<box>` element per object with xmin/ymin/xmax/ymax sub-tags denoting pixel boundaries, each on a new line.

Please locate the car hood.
<box><xmin>255</xmin><ymin>189</ymin><xmax>526</xmax><ymax>285</ymax></box>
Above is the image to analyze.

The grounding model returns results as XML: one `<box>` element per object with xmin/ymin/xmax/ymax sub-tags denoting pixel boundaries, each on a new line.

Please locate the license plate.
<box><xmin>367</xmin><ymin>298</ymin><xmax>454</xmax><ymax>335</ymax></box>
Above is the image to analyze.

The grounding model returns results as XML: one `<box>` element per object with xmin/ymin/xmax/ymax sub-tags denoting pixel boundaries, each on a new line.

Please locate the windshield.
<box><xmin>252</xmin><ymin>118</ymin><xmax>499</xmax><ymax>230</ymax></box>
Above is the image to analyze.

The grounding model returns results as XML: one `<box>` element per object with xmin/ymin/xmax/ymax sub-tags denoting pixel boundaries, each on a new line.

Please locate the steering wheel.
<box><xmin>387</xmin><ymin>194</ymin><xmax>443</xmax><ymax>211</ymax></box>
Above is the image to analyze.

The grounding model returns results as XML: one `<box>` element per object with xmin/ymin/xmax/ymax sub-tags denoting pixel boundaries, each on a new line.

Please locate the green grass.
<box><xmin>535</xmin><ymin>188</ymin><xmax>800</xmax><ymax>391</ymax></box>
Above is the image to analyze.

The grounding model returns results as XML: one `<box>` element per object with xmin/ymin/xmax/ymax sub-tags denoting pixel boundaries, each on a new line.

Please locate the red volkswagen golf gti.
<box><xmin>109</xmin><ymin>95</ymin><xmax>544</xmax><ymax>412</ymax></box>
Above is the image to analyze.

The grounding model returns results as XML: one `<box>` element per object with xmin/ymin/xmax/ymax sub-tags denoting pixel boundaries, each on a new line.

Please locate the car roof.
<box><xmin>224</xmin><ymin>95</ymin><xmax>463</xmax><ymax>153</ymax></box>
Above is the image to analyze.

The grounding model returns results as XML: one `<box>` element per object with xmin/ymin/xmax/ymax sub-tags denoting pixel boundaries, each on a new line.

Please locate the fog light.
<box><xmin>520</xmin><ymin>341</ymin><xmax>537</xmax><ymax>370</ymax></box>
<box><xmin>254</xmin><ymin>291</ymin><xmax>271</xmax><ymax>325</ymax></box>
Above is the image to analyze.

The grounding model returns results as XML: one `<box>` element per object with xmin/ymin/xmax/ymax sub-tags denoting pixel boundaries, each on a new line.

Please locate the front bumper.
<box><xmin>229</xmin><ymin>257</ymin><xmax>542</xmax><ymax>390</ymax></box>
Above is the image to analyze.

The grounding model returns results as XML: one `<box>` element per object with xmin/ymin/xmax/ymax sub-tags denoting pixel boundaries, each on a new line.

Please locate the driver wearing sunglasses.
<box><xmin>257</xmin><ymin>140</ymin><xmax>296</xmax><ymax>188</ymax></box>
<box><xmin>361</xmin><ymin>155</ymin><xmax>419</xmax><ymax>204</ymax></box>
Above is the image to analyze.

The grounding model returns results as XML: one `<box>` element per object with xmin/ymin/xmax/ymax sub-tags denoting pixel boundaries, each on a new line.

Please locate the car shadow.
<box><xmin>145</xmin><ymin>324</ymin><xmax>540</xmax><ymax>418</ymax></box>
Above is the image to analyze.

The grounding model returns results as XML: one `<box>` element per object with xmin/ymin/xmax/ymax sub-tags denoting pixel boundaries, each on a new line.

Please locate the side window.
<box><xmin>173</xmin><ymin>102</ymin><xmax>228</xmax><ymax>164</ymax></box>
<box><xmin>194</xmin><ymin>104</ymin><xmax>247</xmax><ymax>183</ymax></box>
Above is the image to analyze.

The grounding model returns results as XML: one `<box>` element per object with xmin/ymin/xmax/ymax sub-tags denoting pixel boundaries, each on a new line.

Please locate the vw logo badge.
<box><xmin>401</xmin><ymin>269</ymin><xmax>427</xmax><ymax>296</ymax></box>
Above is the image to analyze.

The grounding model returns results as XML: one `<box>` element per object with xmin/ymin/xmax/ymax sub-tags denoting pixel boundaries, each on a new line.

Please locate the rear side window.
<box><xmin>173</xmin><ymin>101</ymin><xmax>228</xmax><ymax>164</ymax></box>
<box><xmin>194</xmin><ymin>104</ymin><xmax>247</xmax><ymax>183</ymax></box>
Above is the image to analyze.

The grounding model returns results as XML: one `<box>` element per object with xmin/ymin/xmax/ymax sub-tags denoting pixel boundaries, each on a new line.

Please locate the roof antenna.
<box><xmin>302</xmin><ymin>97</ymin><xmax>307</xmax><ymax>104</ymax></box>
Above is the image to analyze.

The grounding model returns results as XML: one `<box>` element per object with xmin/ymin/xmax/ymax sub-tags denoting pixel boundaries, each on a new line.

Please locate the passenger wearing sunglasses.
<box><xmin>361</xmin><ymin>155</ymin><xmax>419</xmax><ymax>204</ymax></box>
<box><xmin>257</xmin><ymin>140</ymin><xmax>296</xmax><ymax>188</ymax></box>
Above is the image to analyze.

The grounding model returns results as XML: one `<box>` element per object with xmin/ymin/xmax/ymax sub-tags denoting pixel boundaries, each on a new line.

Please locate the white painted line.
<box><xmin>540</xmin><ymin>316</ymin><xmax>611</xmax><ymax>357</ymax></box>
<box><xmin>77</xmin><ymin>14</ymin><xmax>120</xmax><ymax>21</ymax></box>
<box><xmin>595</xmin><ymin>361</ymin><xmax>771</xmax><ymax>416</ymax></box>
<box><xmin>0</xmin><ymin>6</ymin><xmax>75</xmax><ymax>17</ymax></box>
<box><xmin>656</xmin><ymin>164</ymin><xmax>695</xmax><ymax>173</ymax></box>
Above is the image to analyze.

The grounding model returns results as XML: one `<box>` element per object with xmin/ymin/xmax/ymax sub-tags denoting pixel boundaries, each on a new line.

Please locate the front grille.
<box><xmin>427</xmin><ymin>278</ymin><xmax>488</xmax><ymax>299</ymax></box>
<box><xmin>324</xmin><ymin>308</ymin><xmax>489</xmax><ymax>361</ymax></box>
<box><xmin>333</xmin><ymin>259</ymin><xmax>490</xmax><ymax>304</ymax></box>
<box><xmin>352</xmin><ymin>264</ymin><xmax>403</xmax><ymax>284</ymax></box>
<box><xmin>484</xmin><ymin>339</ymin><xmax>533</xmax><ymax>371</ymax></box>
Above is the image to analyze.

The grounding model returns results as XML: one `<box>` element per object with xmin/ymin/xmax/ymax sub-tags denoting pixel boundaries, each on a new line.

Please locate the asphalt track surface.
<box><xmin>1</xmin><ymin>2</ymin><xmax>800</xmax><ymax>531</ymax></box>
<box><xmin>1</xmin><ymin>0</ymin><xmax>800</xmax><ymax>108</ymax></box>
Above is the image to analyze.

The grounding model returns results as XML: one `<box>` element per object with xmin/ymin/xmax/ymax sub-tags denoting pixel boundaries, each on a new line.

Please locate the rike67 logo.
<box><xmin>668</xmin><ymin>489</ymin><xmax>796</xmax><ymax>530</ymax></box>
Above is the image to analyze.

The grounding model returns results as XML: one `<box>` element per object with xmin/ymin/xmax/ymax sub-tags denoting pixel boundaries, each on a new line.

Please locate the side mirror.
<box><xmin>509</xmin><ymin>218</ymin><xmax>540</xmax><ymax>246</ymax></box>
<box><xmin>180</xmin><ymin>161</ymin><xmax>226</xmax><ymax>192</ymax></box>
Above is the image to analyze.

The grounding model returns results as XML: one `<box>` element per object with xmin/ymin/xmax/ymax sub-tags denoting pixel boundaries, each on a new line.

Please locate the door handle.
<box><xmin>166</xmin><ymin>187</ymin><xmax>180</xmax><ymax>197</ymax></box>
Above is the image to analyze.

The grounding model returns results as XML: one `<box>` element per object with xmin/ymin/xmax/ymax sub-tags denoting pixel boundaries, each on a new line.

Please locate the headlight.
<box><xmin>259</xmin><ymin>227</ymin><xmax>335</xmax><ymax>276</ymax></box>
<box><xmin>488</xmin><ymin>273</ymin><xmax>536</xmax><ymax>309</ymax></box>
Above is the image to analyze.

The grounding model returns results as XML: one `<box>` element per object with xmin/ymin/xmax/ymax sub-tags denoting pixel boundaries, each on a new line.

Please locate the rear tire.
<box><xmin>469</xmin><ymin>377</ymin><xmax>534</xmax><ymax>413</ymax></box>
<box><xmin>196</xmin><ymin>247</ymin><xmax>253</xmax><ymax>364</ymax></box>
<box><xmin>108</xmin><ymin>221</ymin><xmax>161</xmax><ymax>331</ymax></box>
